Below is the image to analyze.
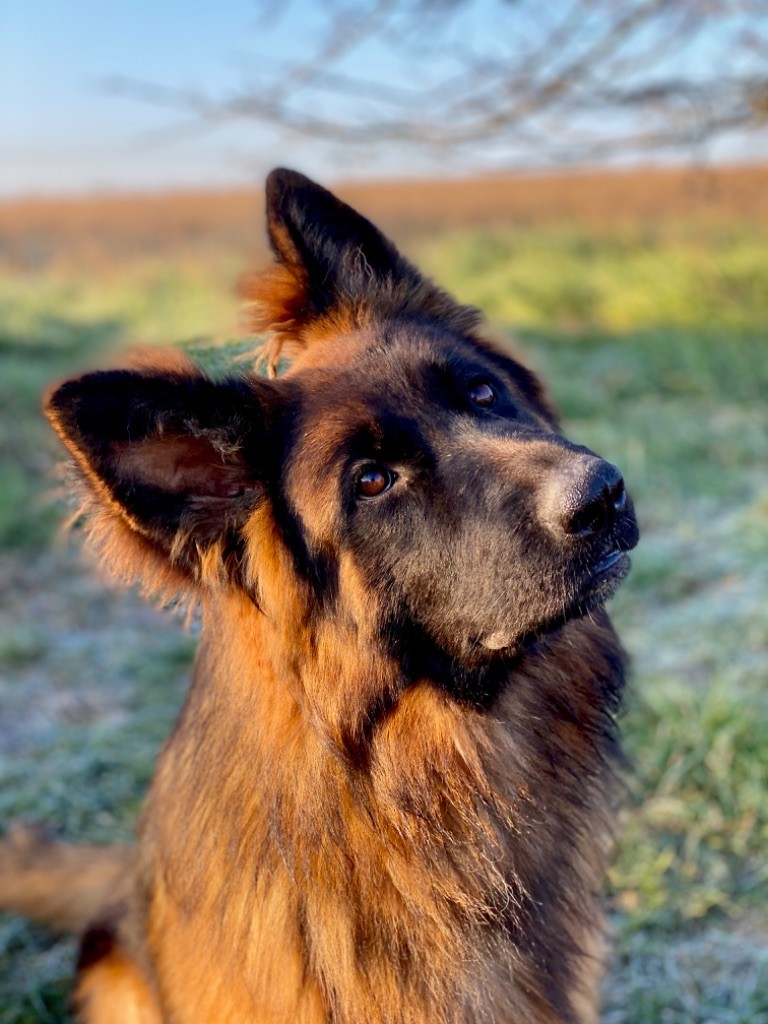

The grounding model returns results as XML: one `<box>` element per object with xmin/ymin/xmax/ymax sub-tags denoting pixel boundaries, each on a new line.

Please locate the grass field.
<box><xmin>1</xmin><ymin>167</ymin><xmax>767</xmax><ymax>1021</ymax></box>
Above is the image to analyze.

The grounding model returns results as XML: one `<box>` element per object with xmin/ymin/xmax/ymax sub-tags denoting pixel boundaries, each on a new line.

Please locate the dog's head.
<box><xmin>46</xmin><ymin>170</ymin><xmax>638</xmax><ymax>702</ymax></box>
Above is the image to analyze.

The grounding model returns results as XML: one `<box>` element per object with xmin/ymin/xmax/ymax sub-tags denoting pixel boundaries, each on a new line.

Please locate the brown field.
<box><xmin>2</xmin><ymin>162</ymin><xmax>767</xmax><ymax>271</ymax></box>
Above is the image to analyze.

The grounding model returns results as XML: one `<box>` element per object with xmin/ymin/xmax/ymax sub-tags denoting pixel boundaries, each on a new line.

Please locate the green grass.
<box><xmin>1</xmin><ymin>220</ymin><xmax>767</xmax><ymax>1021</ymax></box>
<box><xmin>418</xmin><ymin>222</ymin><xmax>768</xmax><ymax>333</ymax></box>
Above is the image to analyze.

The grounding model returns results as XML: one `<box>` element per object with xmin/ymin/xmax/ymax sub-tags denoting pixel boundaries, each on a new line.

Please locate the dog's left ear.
<box><xmin>44</xmin><ymin>355</ymin><xmax>282</xmax><ymax>597</ymax></box>
<box><xmin>251</xmin><ymin>168</ymin><xmax>479</xmax><ymax>368</ymax></box>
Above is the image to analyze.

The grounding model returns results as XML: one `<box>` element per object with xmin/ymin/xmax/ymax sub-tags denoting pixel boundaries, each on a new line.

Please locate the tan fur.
<box><xmin>75</xmin><ymin>945</ymin><xmax>163</xmax><ymax>1024</ymax></box>
<box><xmin>120</xmin><ymin>554</ymin><xmax>615</xmax><ymax>1024</ymax></box>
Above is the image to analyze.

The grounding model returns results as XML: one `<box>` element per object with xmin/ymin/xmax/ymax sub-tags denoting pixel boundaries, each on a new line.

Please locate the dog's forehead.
<box><xmin>285</xmin><ymin>321</ymin><xmax>546</xmax><ymax>453</ymax></box>
<box><xmin>292</xmin><ymin>323</ymin><xmax>494</xmax><ymax>410</ymax></box>
<box><xmin>287</xmin><ymin>363</ymin><xmax>427</xmax><ymax>466</ymax></box>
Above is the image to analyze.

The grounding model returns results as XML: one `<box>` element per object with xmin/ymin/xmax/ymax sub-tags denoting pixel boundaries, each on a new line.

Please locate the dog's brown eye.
<box><xmin>468</xmin><ymin>380</ymin><xmax>496</xmax><ymax>408</ymax></box>
<box><xmin>356</xmin><ymin>466</ymin><xmax>394</xmax><ymax>498</ymax></box>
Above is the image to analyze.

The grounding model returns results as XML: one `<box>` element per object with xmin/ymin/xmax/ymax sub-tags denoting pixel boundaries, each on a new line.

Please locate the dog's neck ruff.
<box><xmin>140</xmin><ymin>595</ymin><xmax>623</xmax><ymax>1024</ymax></box>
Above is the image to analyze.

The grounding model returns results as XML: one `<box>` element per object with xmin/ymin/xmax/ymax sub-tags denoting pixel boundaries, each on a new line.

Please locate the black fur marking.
<box><xmin>77</xmin><ymin>922</ymin><xmax>116</xmax><ymax>971</ymax></box>
<box><xmin>380</xmin><ymin>609</ymin><xmax>519</xmax><ymax>708</ymax></box>
<box><xmin>269</xmin><ymin>413</ymin><xmax>342</xmax><ymax>610</ymax></box>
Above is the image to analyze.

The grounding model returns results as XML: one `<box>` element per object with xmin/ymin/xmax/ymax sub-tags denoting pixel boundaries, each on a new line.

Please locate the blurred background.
<box><xmin>2</xmin><ymin>2</ymin><xmax>768</xmax><ymax>1021</ymax></box>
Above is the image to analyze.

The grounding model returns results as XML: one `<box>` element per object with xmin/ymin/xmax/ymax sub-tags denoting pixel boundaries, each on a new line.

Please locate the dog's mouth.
<box><xmin>588</xmin><ymin>545</ymin><xmax>632</xmax><ymax>595</ymax></box>
<box><xmin>550</xmin><ymin>542</ymin><xmax>635</xmax><ymax>629</ymax></box>
<box><xmin>477</xmin><ymin>545</ymin><xmax>632</xmax><ymax>654</ymax></box>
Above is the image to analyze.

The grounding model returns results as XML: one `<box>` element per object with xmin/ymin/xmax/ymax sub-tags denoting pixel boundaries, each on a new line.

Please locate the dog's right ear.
<box><xmin>45</xmin><ymin>355</ymin><xmax>282</xmax><ymax>596</ymax></box>
<box><xmin>265</xmin><ymin>167</ymin><xmax>420</xmax><ymax>315</ymax></box>
<box><xmin>251</xmin><ymin>169</ymin><xmax>480</xmax><ymax>371</ymax></box>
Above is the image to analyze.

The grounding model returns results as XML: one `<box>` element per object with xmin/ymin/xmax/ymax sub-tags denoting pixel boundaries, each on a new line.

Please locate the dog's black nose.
<box><xmin>558</xmin><ymin>460</ymin><xmax>626</xmax><ymax>538</ymax></box>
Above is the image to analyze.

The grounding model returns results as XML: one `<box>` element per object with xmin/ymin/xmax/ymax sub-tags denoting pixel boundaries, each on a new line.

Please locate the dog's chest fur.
<box><xmin>135</xmin><ymin>601</ymin><xmax>622</xmax><ymax>1024</ymax></box>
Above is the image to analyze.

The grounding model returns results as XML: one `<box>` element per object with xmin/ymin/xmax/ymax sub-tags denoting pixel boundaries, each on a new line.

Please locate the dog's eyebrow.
<box><xmin>423</xmin><ymin>342</ymin><xmax>557</xmax><ymax>424</ymax></box>
<box><xmin>416</xmin><ymin>356</ymin><xmax>504</xmax><ymax>402</ymax></box>
<box><xmin>343</xmin><ymin>414</ymin><xmax>432</xmax><ymax>466</ymax></box>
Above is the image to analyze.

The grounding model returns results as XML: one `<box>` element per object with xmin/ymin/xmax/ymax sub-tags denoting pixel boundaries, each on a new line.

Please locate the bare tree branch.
<box><xmin>104</xmin><ymin>0</ymin><xmax>768</xmax><ymax>166</ymax></box>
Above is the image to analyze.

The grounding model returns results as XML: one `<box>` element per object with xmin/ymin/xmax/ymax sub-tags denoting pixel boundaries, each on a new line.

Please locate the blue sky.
<box><xmin>2</xmin><ymin>0</ymin><xmax>765</xmax><ymax>197</ymax></box>
<box><xmin>3</xmin><ymin>0</ymin><xmax>304</xmax><ymax>194</ymax></box>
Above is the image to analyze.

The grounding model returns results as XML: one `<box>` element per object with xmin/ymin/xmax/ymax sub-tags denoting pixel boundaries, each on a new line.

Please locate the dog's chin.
<box><xmin>477</xmin><ymin>551</ymin><xmax>632</xmax><ymax>655</ymax></box>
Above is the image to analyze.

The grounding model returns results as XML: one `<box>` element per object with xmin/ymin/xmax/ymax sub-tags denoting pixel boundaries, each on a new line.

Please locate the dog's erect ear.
<box><xmin>251</xmin><ymin>169</ymin><xmax>479</xmax><ymax>369</ymax></box>
<box><xmin>45</xmin><ymin>358</ymin><xmax>280</xmax><ymax>595</ymax></box>
<box><xmin>265</xmin><ymin>168</ymin><xmax>422</xmax><ymax>314</ymax></box>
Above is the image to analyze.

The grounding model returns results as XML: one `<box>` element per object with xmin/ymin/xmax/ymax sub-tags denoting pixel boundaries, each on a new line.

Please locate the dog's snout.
<box><xmin>546</xmin><ymin>458</ymin><xmax>626</xmax><ymax>539</ymax></box>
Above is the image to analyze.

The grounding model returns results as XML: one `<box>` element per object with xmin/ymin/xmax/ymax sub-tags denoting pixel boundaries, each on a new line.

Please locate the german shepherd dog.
<box><xmin>0</xmin><ymin>170</ymin><xmax>638</xmax><ymax>1023</ymax></box>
